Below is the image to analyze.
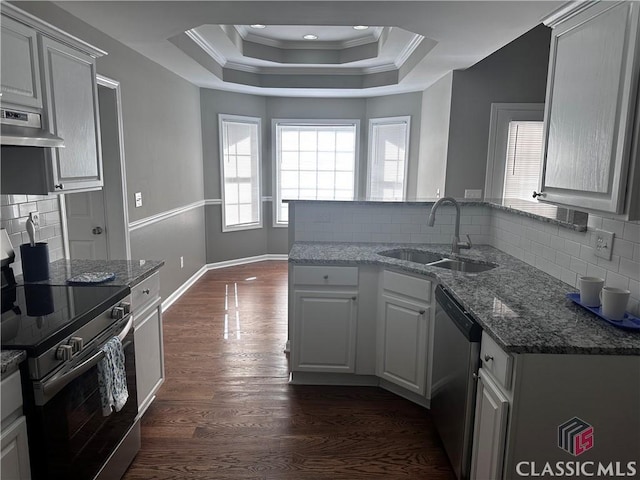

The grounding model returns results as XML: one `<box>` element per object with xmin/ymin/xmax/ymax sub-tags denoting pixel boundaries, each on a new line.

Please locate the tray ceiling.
<box><xmin>52</xmin><ymin>1</ymin><xmax>564</xmax><ymax>97</ymax></box>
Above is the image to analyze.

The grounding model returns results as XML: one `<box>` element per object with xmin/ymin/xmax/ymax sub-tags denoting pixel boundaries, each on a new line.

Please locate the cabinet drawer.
<box><xmin>382</xmin><ymin>270</ymin><xmax>431</xmax><ymax>303</ymax></box>
<box><xmin>1</xmin><ymin>371</ymin><xmax>23</xmax><ymax>424</ymax></box>
<box><xmin>294</xmin><ymin>265</ymin><xmax>358</xmax><ymax>286</ymax></box>
<box><xmin>480</xmin><ymin>332</ymin><xmax>512</xmax><ymax>390</ymax></box>
<box><xmin>131</xmin><ymin>273</ymin><xmax>160</xmax><ymax>314</ymax></box>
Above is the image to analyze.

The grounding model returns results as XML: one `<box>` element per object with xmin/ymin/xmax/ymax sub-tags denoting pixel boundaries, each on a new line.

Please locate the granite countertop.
<box><xmin>17</xmin><ymin>258</ymin><xmax>165</xmax><ymax>287</ymax></box>
<box><xmin>1</xmin><ymin>350</ymin><xmax>26</xmax><ymax>379</ymax></box>
<box><xmin>3</xmin><ymin>259</ymin><xmax>165</xmax><ymax>377</ymax></box>
<box><xmin>289</xmin><ymin>242</ymin><xmax>640</xmax><ymax>355</ymax></box>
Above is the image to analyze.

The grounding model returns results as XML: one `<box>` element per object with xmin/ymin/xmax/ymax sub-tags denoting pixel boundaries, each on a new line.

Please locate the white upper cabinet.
<box><xmin>40</xmin><ymin>36</ymin><xmax>103</xmax><ymax>192</ymax></box>
<box><xmin>0</xmin><ymin>3</ymin><xmax>106</xmax><ymax>195</ymax></box>
<box><xmin>540</xmin><ymin>1</ymin><xmax>640</xmax><ymax>218</ymax></box>
<box><xmin>0</xmin><ymin>15</ymin><xmax>42</xmax><ymax>109</ymax></box>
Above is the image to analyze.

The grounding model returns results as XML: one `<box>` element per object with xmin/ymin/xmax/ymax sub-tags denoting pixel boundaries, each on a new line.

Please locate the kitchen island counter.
<box><xmin>289</xmin><ymin>242</ymin><xmax>640</xmax><ymax>355</ymax></box>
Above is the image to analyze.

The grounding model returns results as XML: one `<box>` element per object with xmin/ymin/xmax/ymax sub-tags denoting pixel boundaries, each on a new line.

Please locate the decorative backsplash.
<box><xmin>0</xmin><ymin>194</ymin><xmax>64</xmax><ymax>276</ymax></box>
<box><xmin>292</xmin><ymin>201</ymin><xmax>640</xmax><ymax>316</ymax></box>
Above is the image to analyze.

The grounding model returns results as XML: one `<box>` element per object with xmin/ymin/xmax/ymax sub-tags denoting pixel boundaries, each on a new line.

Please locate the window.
<box><xmin>219</xmin><ymin>114</ymin><xmax>262</xmax><ymax>232</ymax></box>
<box><xmin>367</xmin><ymin>116</ymin><xmax>410</xmax><ymax>201</ymax></box>
<box><xmin>273</xmin><ymin>120</ymin><xmax>359</xmax><ymax>225</ymax></box>
<box><xmin>485</xmin><ymin>103</ymin><xmax>556</xmax><ymax>218</ymax></box>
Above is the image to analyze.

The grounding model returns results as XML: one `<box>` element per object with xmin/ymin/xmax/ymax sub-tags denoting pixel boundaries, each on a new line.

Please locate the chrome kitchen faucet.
<box><xmin>427</xmin><ymin>197</ymin><xmax>472</xmax><ymax>255</ymax></box>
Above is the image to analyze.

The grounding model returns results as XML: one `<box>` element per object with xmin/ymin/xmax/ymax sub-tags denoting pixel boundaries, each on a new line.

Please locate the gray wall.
<box><xmin>444</xmin><ymin>24</ymin><xmax>551</xmax><ymax>198</ymax></box>
<box><xmin>15</xmin><ymin>1</ymin><xmax>207</xmax><ymax>297</ymax></box>
<box><xmin>416</xmin><ymin>72</ymin><xmax>453</xmax><ymax>200</ymax></box>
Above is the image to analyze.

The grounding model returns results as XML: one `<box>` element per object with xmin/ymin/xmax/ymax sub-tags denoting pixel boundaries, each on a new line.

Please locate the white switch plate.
<box><xmin>592</xmin><ymin>229</ymin><xmax>614</xmax><ymax>260</ymax></box>
<box><xmin>464</xmin><ymin>189</ymin><xmax>482</xmax><ymax>199</ymax></box>
<box><xmin>134</xmin><ymin>192</ymin><xmax>143</xmax><ymax>208</ymax></box>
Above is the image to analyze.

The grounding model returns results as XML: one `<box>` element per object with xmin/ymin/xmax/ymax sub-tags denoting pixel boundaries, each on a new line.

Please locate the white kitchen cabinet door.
<box><xmin>1</xmin><ymin>416</ymin><xmax>31</xmax><ymax>480</ymax></box>
<box><xmin>134</xmin><ymin>304</ymin><xmax>165</xmax><ymax>416</ymax></box>
<box><xmin>0</xmin><ymin>15</ymin><xmax>42</xmax><ymax>109</ymax></box>
<box><xmin>377</xmin><ymin>293</ymin><xmax>429</xmax><ymax>395</ymax></box>
<box><xmin>40</xmin><ymin>35</ymin><xmax>103</xmax><ymax>192</ymax></box>
<box><xmin>540</xmin><ymin>1</ymin><xmax>640</xmax><ymax>216</ymax></box>
<box><xmin>470</xmin><ymin>368</ymin><xmax>509</xmax><ymax>480</ymax></box>
<box><xmin>292</xmin><ymin>290</ymin><xmax>358</xmax><ymax>373</ymax></box>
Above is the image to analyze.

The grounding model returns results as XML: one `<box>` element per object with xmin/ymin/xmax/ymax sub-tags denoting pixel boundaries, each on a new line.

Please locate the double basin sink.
<box><xmin>379</xmin><ymin>248</ymin><xmax>497</xmax><ymax>273</ymax></box>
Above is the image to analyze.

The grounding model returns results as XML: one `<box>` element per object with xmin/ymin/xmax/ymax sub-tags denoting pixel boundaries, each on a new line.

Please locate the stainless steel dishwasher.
<box><xmin>431</xmin><ymin>285</ymin><xmax>482</xmax><ymax>480</ymax></box>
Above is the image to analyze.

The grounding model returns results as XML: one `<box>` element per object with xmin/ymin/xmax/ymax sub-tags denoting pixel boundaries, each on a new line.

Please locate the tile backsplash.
<box><xmin>292</xmin><ymin>201</ymin><xmax>640</xmax><ymax>316</ymax></box>
<box><xmin>0</xmin><ymin>194</ymin><xmax>64</xmax><ymax>276</ymax></box>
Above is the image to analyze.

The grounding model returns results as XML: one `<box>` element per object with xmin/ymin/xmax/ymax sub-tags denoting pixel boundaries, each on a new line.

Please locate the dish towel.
<box><xmin>97</xmin><ymin>336</ymin><xmax>129</xmax><ymax>416</ymax></box>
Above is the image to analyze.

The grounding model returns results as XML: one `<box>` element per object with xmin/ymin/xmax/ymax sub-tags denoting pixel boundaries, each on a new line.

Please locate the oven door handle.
<box><xmin>118</xmin><ymin>314</ymin><xmax>134</xmax><ymax>341</ymax></box>
<box><xmin>37</xmin><ymin>315</ymin><xmax>134</xmax><ymax>405</ymax></box>
<box><xmin>38</xmin><ymin>349</ymin><xmax>105</xmax><ymax>404</ymax></box>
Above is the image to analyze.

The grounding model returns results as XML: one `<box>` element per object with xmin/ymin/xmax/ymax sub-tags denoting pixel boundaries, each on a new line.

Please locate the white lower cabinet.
<box><xmin>1</xmin><ymin>416</ymin><xmax>30</xmax><ymax>480</ymax></box>
<box><xmin>377</xmin><ymin>293</ymin><xmax>429</xmax><ymax>395</ymax></box>
<box><xmin>1</xmin><ymin>370</ymin><xmax>31</xmax><ymax>480</ymax></box>
<box><xmin>134</xmin><ymin>304</ymin><xmax>164</xmax><ymax>414</ymax></box>
<box><xmin>292</xmin><ymin>290</ymin><xmax>358</xmax><ymax>372</ymax></box>
<box><xmin>470</xmin><ymin>368</ymin><xmax>509</xmax><ymax>480</ymax></box>
<box><xmin>131</xmin><ymin>272</ymin><xmax>165</xmax><ymax>416</ymax></box>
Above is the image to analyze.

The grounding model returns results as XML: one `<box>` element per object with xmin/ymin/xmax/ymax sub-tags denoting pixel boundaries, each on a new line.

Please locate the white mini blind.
<box><xmin>220</xmin><ymin>116</ymin><xmax>261</xmax><ymax>231</ymax></box>
<box><xmin>367</xmin><ymin>118</ymin><xmax>409</xmax><ymax>201</ymax></box>
<box><xmin>275</xmin><ymin>123</ymin><xmax>357</xmax><ymax>225</ymax></box>
<box><xmin>503</xmin><ymin>120</ymin><xmax>557</xmax><ymax>215</ymax></box>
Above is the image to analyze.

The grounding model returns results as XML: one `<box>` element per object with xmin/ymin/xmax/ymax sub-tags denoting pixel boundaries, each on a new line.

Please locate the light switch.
<box><xmin>134</xmin><ymin>192</ymin><xmax>142</xmax><ymax>208</ymax></box>
<box><xmin>592</xmin><ymin>229</ymin><xmax>614</xmax><ymax>260</ymax></box>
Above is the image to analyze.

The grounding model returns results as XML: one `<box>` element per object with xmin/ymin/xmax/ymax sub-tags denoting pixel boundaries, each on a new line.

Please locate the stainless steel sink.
<box><xmin>428</xmin><ymin>258</ymin><xmax>497</xmax><ymax>273</ymax></box>
<box><xmin>379</xmin><ymin>249</ymin><xmax>497</xmax><ymax>273</ymax></box>
<box><xmin>379</xmin><ymin>249</ymin><xmax>444</xmax><ymax>265</ymax></box>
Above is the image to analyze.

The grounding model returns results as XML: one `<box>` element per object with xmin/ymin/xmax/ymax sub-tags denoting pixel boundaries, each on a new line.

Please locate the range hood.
<box><xmin>1</xmin><ymin>107</ymin><xmax>64</xmax><ymax>148</ymax></box>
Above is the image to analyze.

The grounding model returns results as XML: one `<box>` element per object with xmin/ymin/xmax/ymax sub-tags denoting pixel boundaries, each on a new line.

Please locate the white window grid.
<box><xmin>367</xmin><ymin>116</ymin><xmax>410</xmax><ymax>201</ymax></box>
<box><xmin>273</xmin><ymin>121</ymin><xmax>359</xmax><ymax>226</ymax></box>
<box><xmin>219</xmin><ymin>114</ymin><xmax>262</xmax><ymax>232</ymax></box>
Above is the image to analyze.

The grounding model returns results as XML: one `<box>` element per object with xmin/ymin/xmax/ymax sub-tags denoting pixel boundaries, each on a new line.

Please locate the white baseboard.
<box><xmin>161</xmin><ymin>254</ymin><xmax>288</xmax><ymax>311</ymax></box>
<box><xmin>161</xmin><ymin>265</ymin><xmax>208</xmax><ymax>311</ymax></box>
<box><xmin>206</xmin><ymin>253</ymin><xmax>288</xmax><ymax>270</ymax></box>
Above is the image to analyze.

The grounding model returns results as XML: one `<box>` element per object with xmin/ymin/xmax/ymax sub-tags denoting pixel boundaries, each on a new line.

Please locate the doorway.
<box><xmin>63</xmin><ymin>75</ymin><xmax>130</xmax><ymax>260</ymax></box>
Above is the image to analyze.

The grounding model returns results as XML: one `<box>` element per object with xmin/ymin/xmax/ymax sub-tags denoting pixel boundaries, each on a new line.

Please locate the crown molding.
<box><xmin>395</xmin><ymin>33</ymin><xmax>424</xmax><ymax>68</ymax></box>
<box><xmin>185</xmin><ymin>28</ymin><xmax>227</xmax><ymax>66</ymax></box>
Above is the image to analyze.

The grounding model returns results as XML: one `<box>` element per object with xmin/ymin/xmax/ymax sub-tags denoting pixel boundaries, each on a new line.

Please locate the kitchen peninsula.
<box><xmin>287</xmin><ymin>200</ymin><xmax>640</xmax><ymax>479</ymax></box>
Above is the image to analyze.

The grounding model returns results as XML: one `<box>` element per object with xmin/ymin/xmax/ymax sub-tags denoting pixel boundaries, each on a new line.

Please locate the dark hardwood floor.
<box><xmin>123</xmin><ymin>261</ymin><xmax>455</xmax><ymax>479</ymax></box>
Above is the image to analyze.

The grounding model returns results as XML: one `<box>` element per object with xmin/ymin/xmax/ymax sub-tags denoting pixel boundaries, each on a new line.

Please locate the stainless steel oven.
<box><xmin>24</xmin><ymin>312</ymin><xmax>138</xmax><ymax>480</ymax></box>
<box><xmin>2</xmin><ymin>282</ymin><xmax>140</xmax><ymax>480</ymax></box>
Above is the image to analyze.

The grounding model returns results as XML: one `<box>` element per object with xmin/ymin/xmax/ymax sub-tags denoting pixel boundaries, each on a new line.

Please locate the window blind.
<box><xmin>368</xmin><ymin>119</ymin><xmax>409</xmax><ymax>201</ymax></box>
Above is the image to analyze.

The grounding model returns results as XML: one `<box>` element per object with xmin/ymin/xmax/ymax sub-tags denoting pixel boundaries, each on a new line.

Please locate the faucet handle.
<box><xmin>466</xmin><ymin>234</ymin><xmax>472</xmax><ymax>248</ymax></box>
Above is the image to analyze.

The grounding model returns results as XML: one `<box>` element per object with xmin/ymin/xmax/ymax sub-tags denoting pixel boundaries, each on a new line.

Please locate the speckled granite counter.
<box><xmin>17</xmin><ymin>259</ymin><xmax>164</xmax><ymax>287</ymax></box>
<box><xmin>289</xmin><ymin>242</ymin><xmax>640</xmax><ymax>355</ymax></box>
<box><xmin>2</xmin><ymin>260</ymin><xmax>165</xmax><ymax>370</ymax></box>
<box><xmin>1</xmin><ymin>350</ymin><xmax>26</xmax><ymax>378</ymax></box>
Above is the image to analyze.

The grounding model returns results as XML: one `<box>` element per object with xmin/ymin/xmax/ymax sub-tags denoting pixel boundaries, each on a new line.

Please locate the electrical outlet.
<box><xmin>464</xmin><ymin>189</ymin><xmax>482</xmax><ymax>199</ymax></box>
<box><xmin>134</xmin><ymin>192</ymin><xmax>143</xmax><ymax>208</ymax></box>
<box><xmin>180</xmin><ymin>256</ymin><xmax>184</xmax><ymax>269</ymax></box>
<box><xmin>29</xmin><ymin>211</ymin><xmax>40</xmax><ymax>228</ymax></box>
<box><xmin>592</xmin><ymin>229</ymin><xmax>614</xmax><ymax>260</ymax></box>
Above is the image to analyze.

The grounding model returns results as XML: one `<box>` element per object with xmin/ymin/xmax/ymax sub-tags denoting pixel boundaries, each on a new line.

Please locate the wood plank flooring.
<box><xmin>123</xmin><ymin>261</ymin><xmax>455</xmax><ymax>479</ymax></box>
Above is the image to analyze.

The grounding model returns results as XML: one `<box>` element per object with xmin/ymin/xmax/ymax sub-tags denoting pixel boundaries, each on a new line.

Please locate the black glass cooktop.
<box><xmin>1</xmin><ymin>284</ymin><xmax>129</xmax><ymax>355</ymax></box>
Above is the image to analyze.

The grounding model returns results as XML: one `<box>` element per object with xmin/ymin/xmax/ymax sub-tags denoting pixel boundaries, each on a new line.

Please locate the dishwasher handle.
<box><xmin>435</xmin><ymin>285</ymin><xmax>482</xmax><ymax>342</ymax></box>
